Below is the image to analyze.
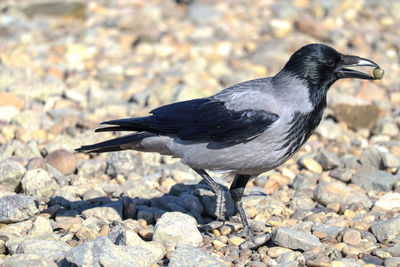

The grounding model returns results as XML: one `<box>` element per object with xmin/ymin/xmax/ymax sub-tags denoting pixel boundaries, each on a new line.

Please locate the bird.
<box><xmin>76</xmin><ymin>43</ymin><xmax>382</xmax><ymax>249</ymax></box>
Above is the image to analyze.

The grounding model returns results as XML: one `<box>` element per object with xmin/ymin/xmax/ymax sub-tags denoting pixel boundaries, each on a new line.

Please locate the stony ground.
<box><xmin>0</xmin><ymin>0</ymin><xmax>400</xmax><ymax>266</ymax></box>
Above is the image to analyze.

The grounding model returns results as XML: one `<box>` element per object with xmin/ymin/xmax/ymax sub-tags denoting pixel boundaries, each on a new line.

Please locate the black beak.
<box><xmin>336</xmin><ymin>55</ymin><xmax>380</xmax><ymax>80</ymax></box>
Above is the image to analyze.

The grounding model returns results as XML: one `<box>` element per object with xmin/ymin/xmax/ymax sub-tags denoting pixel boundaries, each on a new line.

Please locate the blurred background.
<box><xmin>1</xmin><ymin>0</ymin><xmax>398</xmax><ymax>124</ymax></box>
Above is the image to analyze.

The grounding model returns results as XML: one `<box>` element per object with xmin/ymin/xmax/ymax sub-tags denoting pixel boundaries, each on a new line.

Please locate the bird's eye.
<box><xmin>326</xmin><ymin>60</ymin><xmax>335</xmax><ymax>67</ymax></box>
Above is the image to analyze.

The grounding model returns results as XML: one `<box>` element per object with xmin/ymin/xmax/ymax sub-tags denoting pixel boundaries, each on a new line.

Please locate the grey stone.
<box><xmin>108</xmin><ymin>224</ymin><xmax>127</xmax><ymax>245</ymax></box>
<box><xmin>125</xmin><ymin>230</ymin><xmax>165</xmax><ymax>260</ymax></box>
<box><xmin>0</xmin><ymin>141</ymin><xmax>22</xmax><ymax>161</ymax></box>
<box><xmin>329</xmin><ymin>168</ymin><xmax>354</xmax><ymax>182</ymax></box>
<box><xmin>82</xmin><ymin>189</ymin><xmax>106</xmax><ymax>200</ymax></box>
<box><xmin>0</xmin><ymin>106</ymin><xmax>19</xmax><ymax>123</ymax></box>
<box><xmin>0</xmin><ymin>159</ymin><xmax>26</xmax><ymax>192</ymax></box>
<box><xmin>361</xmin><ymin>254</ymin><xmax>384</xmax><ymax>266</ymax></box>
<box><xmin>272</xmin><ymin>227</ymin><xmax>321</xmax><ymax>251</ymax></box>
<box><xmin>359</xmin><ymin>147</ymin><xmax>383</xmax><ymax>169</ymax></box>
<box><xmin>188</xmin><ymin>3</ymin><xmax>222</xmax><ymax>25</ymax></box>
<box><xmin>382</xmin><ymin>152</ymin><xmax>400</xmax><ymax>169</ymax></box>
<box><xmin>276</xmin><ymin>251</ymin><xmax>304</xmax><ymax>265</ymax></box>
<box><xmin>312</xmin><ymin>223</ymin><xmax>343</xmax><ymax>240</ymax></box>
<box><xmin>384</xmin><ymin>257</ymin><xmax>400</xmax><ymax>267</ymax></box>
<box><xmin>21</xmin><ymin>168</ymin><xmax>58</xmax><ymax>199</ymax></box>
<box><xmin>106</xmin><ymin>151</ymin><xmax>143</xmax><ymax>178</ymax></box>
<box><xmin>372</xmin><ymin>117</ymin><xmax>399</xmax><ymax>137</ymax></box>
<box><xmin>316</xmin><ymin>119</ymin><xmax>342</xmax><ymax>140</ymax></box>
<box><xmin>285</xmin><ymin>221</ymin><xmax>313</xmax><ymax>233</ymax></box>
<box><xmin>314</xmin><ymin>151</ymin><xmax>341</xmax><ymax>170</ymax></box>
<box><xmin>0</xmin><ymin>194</ymin><xmax>39</xmax><ymax>223</ymax></box>
<box><xmin>289</xmin><ymin>197</ymin><xmax>316</xmax><ymax>210</ymax></box>
<box><xmin>153</xmin><ymin>212</ymin><xmax>202</xmax><ymax>248</ymax></box>
<box><xmin>337</xmin><ymin>258</ymin><xmax>362</xmax><ymax>267</ymax></box>
<box><xmin>313</xmin><ymin>182</ymin><xmax>372</xmax><ymax>211</ymax></box>
<box><xmin>61</xmin><ymin>236</ymin><xmax>160</xmax><ymax>267</ymax></box>
<box><xmin>351</xmin><ymin>166</ymin><xmax>398</xmax><ymax>193</ymax></box>
<box><xmin>386</xmin><ymin>243</ymin><xmax>400</xmax><ymax>257</ymax></box>
<box><xmin>81</xmin><ymin>201</ymin><xmax>123</xmax><ymax>223</ymax></box>
<box><xmin>11</xmin><ymin>110</ymin><xmax>42</xmax><ymax>131</ymax></box>
<box><xmin>292</xmin><ymin>174</ymin><xmax>318</xmax><ymax>190</ymax></box>
<box><xmin>13</xmin><ymin>142</ymin><xmax>41</xmax><ymax>159</ymax></box>
<box><xmin>28</xmin><ymin>216</ymin><xmax>53</xmax><ymax>237</ymax></box>
<box><xmin>2</xmin><ymin>254</ymin><xmax>57</xmax><ymax>267</ymax></box>
<box><xmin>374</xmin><ymin>192</ymin><xmax>400</xmax><ymax>211</ymax></box>
<box><xmin>169</xmin><ymin>245</ymin><xmax>227</xmax><ymax>267</ymax></box>
<box><xmin>78</xmin><ymin>159</ymin><xmax>106</xmax><ymax>177</ymax></box>
<box><xmin>7</xmin><ymin>238</ymin><xmax>70</xmax><ymax>260</ymax></box>
<box><xmin>370</xmin><ymin>217</ymin><xmax>400</xmax><ymax>243</ymax></box>
<box><xmin>122</xmin><ymin>179</ymin><xmax>161</xmax><ymax>199</ymax></box>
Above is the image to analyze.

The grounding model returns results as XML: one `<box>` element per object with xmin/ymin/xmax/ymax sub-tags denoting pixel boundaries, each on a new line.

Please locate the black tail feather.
<box><xmin>95</xmin><ymin>126</ymin><xmax>134</xmax><ymax>132</ymax></box>
<box><xmin>75</xmin><ymin>132</ymin><xmax>153</xmax><ymax>153</ymax></box>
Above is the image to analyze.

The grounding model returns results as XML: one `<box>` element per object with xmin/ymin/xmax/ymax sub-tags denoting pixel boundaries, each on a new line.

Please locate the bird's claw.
<box><xmin>234</xmin><ymin>225</ymin><xmax>254</xmax><ymax>238</ymax></box>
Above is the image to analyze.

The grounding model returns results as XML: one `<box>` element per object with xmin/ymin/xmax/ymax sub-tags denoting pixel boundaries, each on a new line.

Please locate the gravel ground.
<box><xmin>1</xmin><ymin>0</ymin><xmax>400</xmax><ymax>266</ymax></box>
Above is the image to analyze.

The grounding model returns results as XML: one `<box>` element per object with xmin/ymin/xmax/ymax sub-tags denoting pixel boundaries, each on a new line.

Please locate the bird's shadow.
<box><xmin>46</xmin><ymin>178</ymin><xmax>273</xmax><ymax>245</ymax></box>
<box><xmin>47</xmin><ymin>180</ymin><xmax>242</xmax><ymax>230</ymax></box>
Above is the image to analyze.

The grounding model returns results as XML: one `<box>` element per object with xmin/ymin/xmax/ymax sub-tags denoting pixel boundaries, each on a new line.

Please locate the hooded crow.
<box><xmin>76</xmin><ymin>43</ymin><xmax>382</xmax><ymax>249</ymax></box>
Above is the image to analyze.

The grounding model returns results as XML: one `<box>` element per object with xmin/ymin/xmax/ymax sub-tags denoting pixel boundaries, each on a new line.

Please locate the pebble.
<box><xmin>21</xmin><ymin>169</ymin><xmax>58</xmax><ymax>199</ymax></box>
<box><xmin>315</xmin><ymin>151</ymin><xmax>341</xmax><ymax>170</ymax></box>
<box><xmin>1</xmin><ymin>254</ymin><xmax>57</xmax><ymax>267</ymax></box>
<box><xmin>299</xmin><ymin>157</ymin><xmax>323</xmax><ymax>173</ymax></box>
<box><xmin>374</xmin><ymin>192</ymin><xmax>400</xmax><ymax>210</ymax></box>
<box><xmin>153</xmin><ymin>212</ymin><xmax>202</xmax><ymax>248</ymax></box>
<box><xmin>370</xmin><ymin>217</ymin><xmax>400</xmax><ymax>243</ymax></box>
<box><xmin>384</xmin><ymin>257</ymin><xmax>400</xmax><ymax>267</ymax></box>
<box><xmin>351</xmin><ymin>166</ymin><xmax>397</xmax><ymax>193</ymax></box>
<box><xmin>0</xmin><ymin>194</ymin><xmax>39</xmax><ymax>223</ymax></box>
<box><xmin>28</xmin><ymin>216</ymin><xmax>53</xmax><ymax>237</ymax></box>
<box><xmin>45</xmin><ymin>149</ymin><xmax>77</xmax><ymax>175</ymax></box>
<box><xmin>381</xmin><ymin>152</ymin><xmax>400</xmax><ymax>169</ymax></box>
<box><xmin>316</xmin><ymin>119</ymin><xmax>342</xmax><ymax>140</ymax></box>
<box><xmin>0</xmin><ymin>160</ymin><xmax>26</xmax><ymax>192</ymax></box>
<box><xmin>333</xmin><ymin>104</ymin><xmax>384</xmax><ymax>130</ymax></box>
<box><xmin>81</xmin><ymin>202</ymin><xmax>123</xmax><ymax>223</ymax></box>
<box><xmin>267</xmin><ymin>247</ymin><xmax>293</xmax><ymax>258</ymax></box>
<box><xmin>62</xmin><ymin>236</ymin><xmax>162</xmax><ymax>267</ymax></box>
<box><xmin>77</xmin><ymin>160</ymin><xmax>106</xmax><ymax>177</ymax></box>
<box><xmin>272</xmin><ymin>227</ymin><xmax>322</xmax><ymax>251</ymax></box>
<box><xmin>312</xmin><ymin>223</ymin><xmax>343</xmax><ymax>241</ymax></box>
<box><xmin>342</xmin><ymin>229</ymin><xmax>361</xmax><ymax>246</ymax></box>
<box><xmin>6</xmin><ymin>238</ymin><xmax>70</xmax><ymax>261</ymax></box>
<box><xmin>228</xmin><ymin>236</ymin><xmax>246</xmax><ymax>246</ymax></box>
<box><xmin>169</xmin><ymin>245</ymin><xmax>227</xmax><ymax>267</ymax></box>
<box><xmin>212</xmin><ymin>240</ymin><xmax>227</xmax><ymax>251</ymax></box>
<box><xmin>313</xmin><ymin>182</ymin><xmax>372</xmax><ymax>211</ymax></box>
<box><xmin>106</xmin><ymin>151</ymin><xmax>143</xmax><ymax>178</ymax></box>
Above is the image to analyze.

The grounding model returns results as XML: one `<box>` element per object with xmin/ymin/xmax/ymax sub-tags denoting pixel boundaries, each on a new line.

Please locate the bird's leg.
<box><xmin>193</xmin><ymin>169</ymin><xmax>226</xmax><ymax>221</ymax></box>
<box><xmin>230</xmin><ymin>174</ymin><xmax>270</xmax><ymax>249</ymax></box>
<box><xmin>230</xmin><ymin>174</ymin><xmax>253</xmax><ymax>236</ymax></box>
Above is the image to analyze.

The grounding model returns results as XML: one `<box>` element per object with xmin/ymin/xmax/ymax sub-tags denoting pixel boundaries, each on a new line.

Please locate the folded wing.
<box><xmin>96</xmin><ymin>98</ymin><xmax>279</xmax><ymax>144</ymax></box>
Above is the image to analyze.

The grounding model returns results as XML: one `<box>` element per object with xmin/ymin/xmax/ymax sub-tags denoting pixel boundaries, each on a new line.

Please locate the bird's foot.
<box><xmin>235</xmin><ymin>226</ymin><xmax>271</xmax><ymax>250</ymax></box>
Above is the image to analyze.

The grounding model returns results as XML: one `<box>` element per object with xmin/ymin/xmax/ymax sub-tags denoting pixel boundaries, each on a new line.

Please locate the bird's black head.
<box><xmin>281</xmin><ymin>43</ymin><xmax>380</xmax><ymax>105</ymax></box>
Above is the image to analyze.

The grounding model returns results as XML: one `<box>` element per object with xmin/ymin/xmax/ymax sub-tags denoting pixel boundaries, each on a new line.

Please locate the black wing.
<box><xmin>96</xmin><ymin>98</ymin><xmax>279</xmax><ymax>144</ymax></box>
